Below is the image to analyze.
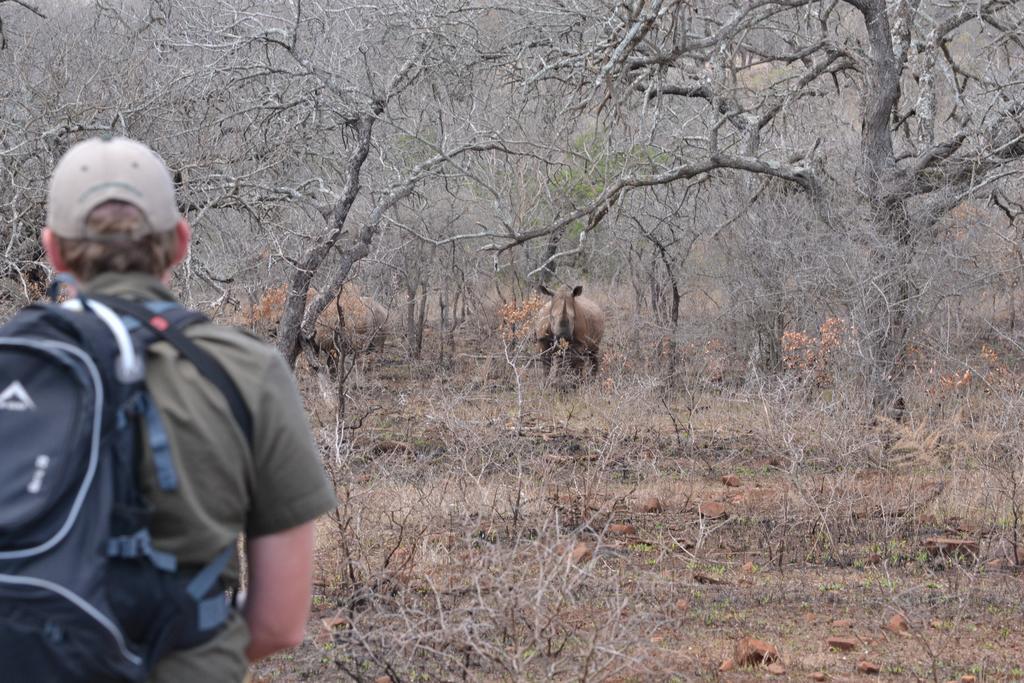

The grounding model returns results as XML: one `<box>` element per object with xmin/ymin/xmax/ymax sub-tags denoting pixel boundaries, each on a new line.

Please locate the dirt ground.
<box><xmin>251</xmin><ymin>337</ymin><xmax>1024</xmax><ymax>683</ymax></box>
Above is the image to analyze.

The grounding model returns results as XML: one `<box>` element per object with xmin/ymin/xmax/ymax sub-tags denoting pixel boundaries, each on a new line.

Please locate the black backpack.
<box><xmin>0</xmin><ymin>292</ymin><xmax>253</xmax><ymax>682</ymax></box>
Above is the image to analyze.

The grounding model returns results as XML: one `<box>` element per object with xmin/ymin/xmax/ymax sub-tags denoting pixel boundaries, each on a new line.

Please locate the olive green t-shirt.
<box><xmin>83</xmin><ymin>273</ymin><xmax>337</xmax><ymax>682</ymax></box>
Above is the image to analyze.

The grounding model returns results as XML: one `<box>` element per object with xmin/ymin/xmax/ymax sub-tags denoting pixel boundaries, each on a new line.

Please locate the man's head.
<box><xmin>42</xmin><ymin>136</ymin><xmax>190</xmax><ymax>282</ymax></box>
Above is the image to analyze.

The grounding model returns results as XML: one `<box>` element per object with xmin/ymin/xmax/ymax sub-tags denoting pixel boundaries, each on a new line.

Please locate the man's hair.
<box><xmin>55</xmin><ymin>201</ymin><xmax>179</xmax><ymax>281</ymax></box>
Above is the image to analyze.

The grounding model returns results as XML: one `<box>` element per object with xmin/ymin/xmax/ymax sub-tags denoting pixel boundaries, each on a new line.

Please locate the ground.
<box><xmin>250</xmin><ymin>332</ymin><xmax>1024</xmax><ymax>683</ymax></box>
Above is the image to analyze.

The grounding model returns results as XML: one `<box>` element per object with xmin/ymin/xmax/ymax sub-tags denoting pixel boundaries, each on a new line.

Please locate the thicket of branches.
<box><xmin>1</xmin><ymin>0</ymin><xmax>1022</xmax><ymax>412</ymax></box>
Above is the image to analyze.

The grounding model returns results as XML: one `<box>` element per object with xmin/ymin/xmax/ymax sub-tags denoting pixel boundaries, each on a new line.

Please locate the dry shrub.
<box><xmin>782</xmin><ymin>316</ymin><xmax>849</xmax><ymax>385</ymax></box>
<box><xmin>314</xmin><ymin>412</ymin><xmax>678</xmax><ymax>680</ymax></box>
<box><xmin>246</xmin><ymin>282</ymin><xmax>289</xmax><ymax>338</ymax></box>
<box><xmin>900</xmin><ymin>338</ymin><xmax>1024</xmax><ymax>425</ymax></box>
<box><xmin>499</xmin><ymin>295</ymin><xmax>544</xmax><ymax>343</ymax></box>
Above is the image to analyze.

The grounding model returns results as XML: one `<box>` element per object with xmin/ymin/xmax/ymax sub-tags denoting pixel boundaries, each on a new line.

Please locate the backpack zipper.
<box><xmin>0</xmin><ymin>572</ymin><xmax>142</xmax><ymax>666</ymax></box>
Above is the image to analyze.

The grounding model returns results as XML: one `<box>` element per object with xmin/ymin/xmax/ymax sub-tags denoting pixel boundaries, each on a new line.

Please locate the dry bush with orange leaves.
<box><xmin>499</xmin><ymin>295</ymin><xmax>544</xmax><ymax>343</ymax></box>
<box><xmin>969</xmin><ymin>343</ymin><xmax>1021</xmax><ymax>393</ymax></box>
<box><xmin>249</xmin><ymin>282</ymin><xmax>288</xmax><ymax>333</ymax></box>
<box><xmin>912</xmin><ymin>342</ymin><xmax>1022</xmax><ymax>400</ymax></box>
<box><xmin>935</xmin><ymin>368</ymin><xmax>973</xmax><ymax>395</ymax></box>
<box><xmin>782</xmin><ymin>316</ymin><xmax>849</xmax><ymax>385</ymax></box>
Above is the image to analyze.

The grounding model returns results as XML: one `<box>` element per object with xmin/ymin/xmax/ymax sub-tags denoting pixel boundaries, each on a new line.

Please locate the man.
<box><xmin>41</xmin><ymin>136</ymin><xmax>337</xmax><ymax>681</ymax></box>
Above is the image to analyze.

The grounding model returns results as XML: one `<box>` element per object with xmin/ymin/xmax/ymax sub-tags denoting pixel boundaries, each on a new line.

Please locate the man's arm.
<box><xmin>243</xmin><ymin>521</ymin><xmax>317</xmax><ymax>662</ymax></box>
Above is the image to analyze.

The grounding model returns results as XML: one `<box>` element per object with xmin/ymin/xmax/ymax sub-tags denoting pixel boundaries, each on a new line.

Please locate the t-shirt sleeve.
<box><xmin>246</xmin><ymin>353</ymin><xmax>337</xmax><ymax>536</ymax></box>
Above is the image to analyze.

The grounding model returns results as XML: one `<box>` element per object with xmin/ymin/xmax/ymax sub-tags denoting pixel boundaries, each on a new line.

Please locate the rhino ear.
<box><xmin>539</xmin><ymin>284</ymin><xmax>553</xmax><ymax>297</ymax></box>
<box><xmin>572</xmin><ymin>285</ymin><xmax>583</xmax><ymax>297</ymax></box>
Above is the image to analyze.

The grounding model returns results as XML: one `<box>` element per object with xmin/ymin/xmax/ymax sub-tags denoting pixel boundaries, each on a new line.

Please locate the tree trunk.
<box><xmin>857</xmin><ymin>0</ymin><xmax>913</xmax><ymax>416</ymax></box>
<box><xmin>438</xmin><ymin>289</ymin><xmax>449</xmax><ymax>368</ymax></box>
<box><xmin>863</xmin><ymin>204</ymin><xmax>915</xmax><ymax>416</ymax></box>
<box><xmin>405</xmin><ymin>279</ymin><xmax>428</xmax><ymax>360</ymax></box>
<box><xmin>753</xmin><ymin>308</ymin><xmax>785</xmax><ymax>375</ymax></box>
<box><xmin>537</xmin><ymin>229</ymin><xmax>560</xmax><ymax>286</ymax></box>
<box><xmin>277</xmin><ymin>113</ymin><xmax>377</xmax><ymax>365</ymax></box>
<box><xmin>405</xmin><ymin>282</ymin><xmax>418</xmax><ymax>360</ymax></box>
<box><xmin>415</xmin><ymin>282</ymin><xmax>428</xmax><ymax>357</ymax></box>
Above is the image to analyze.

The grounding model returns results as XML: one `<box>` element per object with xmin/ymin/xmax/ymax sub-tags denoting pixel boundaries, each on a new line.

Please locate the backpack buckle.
<box><xmin>106</xmin><ymin>529</ymin><xmax>178</xmax><ymax>572</ymax></box>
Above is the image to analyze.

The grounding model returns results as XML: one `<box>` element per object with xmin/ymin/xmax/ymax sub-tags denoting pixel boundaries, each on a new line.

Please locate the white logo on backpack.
<box><xmin>0</xmin><ymin>380</ymin><xmax>35</xmax><ymax>411</ymax></box>
<box><xmin>27</xmin><ymin>455</ymin><xmax>50</xmax><ymax>494</ymax></box>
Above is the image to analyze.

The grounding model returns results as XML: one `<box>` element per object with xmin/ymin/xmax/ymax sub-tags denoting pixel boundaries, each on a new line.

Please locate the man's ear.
<box><xmin>170</xmin><ymin>219</ymin><xmax>192</xmax><ymax>268</ymax></box>
<box><xmin>41</xmin><ymin>228</ymin><xmax>70</xmax><ymax>273</ymax></box>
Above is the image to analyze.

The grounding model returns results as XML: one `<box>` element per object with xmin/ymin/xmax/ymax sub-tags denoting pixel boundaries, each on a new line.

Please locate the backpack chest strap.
<box><xmin>134</xmin><ymin>393</ymin><xmax>177</xmax><ymax>492</ymax></box>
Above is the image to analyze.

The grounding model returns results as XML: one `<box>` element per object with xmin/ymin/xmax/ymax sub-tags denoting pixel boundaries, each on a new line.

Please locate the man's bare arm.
<box><xmin>243</xmin><ymin>521</ymin><xmax>317</xmax><ymax>662</ymax></box>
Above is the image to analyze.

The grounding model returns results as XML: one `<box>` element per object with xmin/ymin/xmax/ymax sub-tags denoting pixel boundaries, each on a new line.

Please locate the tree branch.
<box><xmin>491</xmin><ymin>151</ymin><xmax>821</xmax><ymax>254</ymax></box>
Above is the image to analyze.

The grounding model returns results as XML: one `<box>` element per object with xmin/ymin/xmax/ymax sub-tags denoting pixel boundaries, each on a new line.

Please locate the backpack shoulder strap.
<box><xmin>90</xmin><ymin>296</ymin><xmax>254</xmax><ymax>446</ymax></box>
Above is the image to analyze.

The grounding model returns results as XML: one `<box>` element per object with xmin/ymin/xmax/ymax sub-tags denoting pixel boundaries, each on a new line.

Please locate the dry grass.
<box><xmin>242</xmin><ymin>309</ymin><xmax>1024</xmax><ymax>682</ymax></box>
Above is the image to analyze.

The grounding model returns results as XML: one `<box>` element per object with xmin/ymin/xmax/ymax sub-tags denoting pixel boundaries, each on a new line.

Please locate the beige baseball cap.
<box><xmin>47</xmin><ymin>136</ymin><xmax>180</xmax><ymax>239</ymax></box>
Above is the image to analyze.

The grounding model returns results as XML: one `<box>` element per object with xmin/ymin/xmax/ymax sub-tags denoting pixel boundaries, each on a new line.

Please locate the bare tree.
<box><xmin>482</xmin><ymin>0</ymin><xmax>1024</xmax><ymax>413</ymax></box>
